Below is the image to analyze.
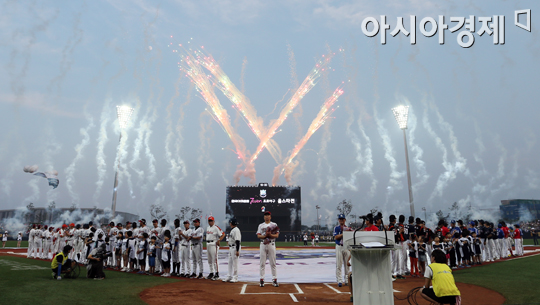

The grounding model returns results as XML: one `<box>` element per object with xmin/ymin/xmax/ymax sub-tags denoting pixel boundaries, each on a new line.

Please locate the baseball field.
<box><xmin>1</xmin><ymin>246</ymin><xmax>539</xmax><ymax>305</ymax></box>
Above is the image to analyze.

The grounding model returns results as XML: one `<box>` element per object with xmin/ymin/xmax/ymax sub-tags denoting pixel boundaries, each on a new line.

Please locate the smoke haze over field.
<box><xmin>0</xmin><ymin>1</ymin><xmax>539</xmax><ymax>228</ymax></box>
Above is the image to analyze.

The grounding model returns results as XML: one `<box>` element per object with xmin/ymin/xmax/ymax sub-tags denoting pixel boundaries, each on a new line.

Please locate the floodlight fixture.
<box><xmin>116</xmin><ymin>105</ymin><xmax>134</xmax><ymax>129</ymax></box>
<box><xmin>111</xmin><ymin>105</ymin><xmax>134</xmax><ymax>219</ymax></box>
<box><xmin>392</xmin><ymin>105</ymin><xmax>409</xmax><ymax>130</ymax></box>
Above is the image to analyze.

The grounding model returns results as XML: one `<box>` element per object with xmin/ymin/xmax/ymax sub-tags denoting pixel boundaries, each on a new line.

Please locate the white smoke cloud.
<box><xmin>65</xmin><ymin>112</ymin><xmax>95</xmax><ymax>205</ymax></box>
<box><xmin>93</xmin><ymin>99</ymin><xmax>112</xmax><ymax>202</ymax></box>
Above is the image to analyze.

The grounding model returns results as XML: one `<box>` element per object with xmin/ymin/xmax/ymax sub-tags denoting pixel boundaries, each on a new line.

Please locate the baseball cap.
<box><xmin>193</xmin><ymin>218</ymin><xmax>200</xmax><ymax>223</ymax></box>
<box><xmin>338</xmin><ymin>214</ymin><xmax>345</xmax><ymax>219</ymax></box>
<box><xmin>152</xmin><ymin>219</ymin><xmax>158</xmax><ymax>223</ymax></box>
<box><xmin>469</xmin><ymin>221</ymin><xmax>475</xmax><ymax>226</ymax></box>
<box><xmin>451</xmin><ymin>220</ymin><xmax>456</xmax><ymax>224</ymax></box>
<box><xmin>139</xmin><ymin>219</ymin><xmax>146</xmax><ymax>225</ymax></box>
<box><xmin>183</xmin><ymin>220</ymin><xmax>190</xmax><ymax>225</ymax></box>
<box><xmin>208</xmin><ymin>216</ymin><xmax>215</xmax><ymax>221</ymax></box>
<box><xmin>117</xmin><ymin>223</ymin><xmax>123</xmax><ymax>227</ymax></box>
<box><xmin>69</xmin><ymin>223</ymin><xmax>75</xmax><ymax>227</ymax></box>
<box><xmin>264</xmin><ymin>211</ymin><xmax>271</xmax><ymax>215</ymax></box>
<box><xmin>498</xmin><ymin>224</ymin><xmax>502</xmax><ymax>228</ymax></box>
<box><xmin>230</xmin><ymin>218</ymin><xmax>238</xmax><ymax>226</ymax></box>
<box><xmin>62</xmin><ymin>224</ymin><xmax>68</xmax><ymax>228</ymax></box>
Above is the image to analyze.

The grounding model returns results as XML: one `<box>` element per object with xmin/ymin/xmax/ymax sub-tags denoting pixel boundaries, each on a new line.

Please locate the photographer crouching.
<box><xmin>87</xmin><ymin>243</ymin><xmax>112</xmax><ymax>280</ymax></box>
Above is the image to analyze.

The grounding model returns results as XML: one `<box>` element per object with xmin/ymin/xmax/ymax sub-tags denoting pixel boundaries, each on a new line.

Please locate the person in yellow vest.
<box><xmin>421</xmin><ymin>249</ymin><xmax>461</xmax><ymax>304</ymax></box>
<box><xmin>51</xmin><ymin>245</ymin><xmax>75</xmax><ymax>280</ymax></box>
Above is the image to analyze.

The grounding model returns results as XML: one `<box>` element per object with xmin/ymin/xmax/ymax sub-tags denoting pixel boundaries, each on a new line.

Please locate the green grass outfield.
<box><xmin>453</xmin><ymin>254</ymin><xmax>540</xmax><ymax>305</ymax></box>
<box><xmin>0</xmin><ymin>256</ymin><xmax>179</xmax><ymax>305</ymax></box>
<box><xmin>2</xmin><ymin>240</ymin><xmax>29</xmax><ymax>248</ymax></box>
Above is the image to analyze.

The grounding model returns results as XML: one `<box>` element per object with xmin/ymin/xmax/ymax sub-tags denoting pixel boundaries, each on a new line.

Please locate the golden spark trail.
<box><xmin>177</xmin><ymin>52</ymin><xmax>247</xmax><ymax>162</ymax></box>
<box><xmin>249</xmin><ymin>51</ymin><xmax>337</xmax><ymax>163</ymax></box>
<box><xmin>276</xmin><ymin>86</ymin><xmax>344</xmax><ymax>183</ymax></box>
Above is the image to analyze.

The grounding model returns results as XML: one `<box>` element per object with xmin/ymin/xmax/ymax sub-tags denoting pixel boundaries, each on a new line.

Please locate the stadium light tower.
<box><xmin>391</xmin><ymin>105</ymin><xmax>415</xmax><ymax>218</ymax></box>
<box><xmin>316</xmin><ymin>205</ymin><xmax>320</xmax><ymax>234</ymax></box>
<box><xmin>111</xmin><ymin>105</ymin><xmax>134</xmax><ymax>219</ymax></box>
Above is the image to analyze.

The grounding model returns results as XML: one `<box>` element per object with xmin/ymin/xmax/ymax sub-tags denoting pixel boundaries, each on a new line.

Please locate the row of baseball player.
<box><xmin>25</xmin><ymin>211</ymin><xmax>281</xmax><ymax>287</ymax></box>
<box><xmin>332</xmin><ymin>213</ymin><xmax>526</xmax><ymax>286</ymax></box>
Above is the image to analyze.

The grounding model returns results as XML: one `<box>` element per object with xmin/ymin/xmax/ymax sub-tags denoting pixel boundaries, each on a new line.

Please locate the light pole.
<box><xmin>111</xmin><ymin>105</ymin><xmax>134</xmax><ymax>219</ymax></box>
<box><xmin>392</xmin><ymin>105</ymin><xmax>415</xmax><ymax>218</ymax></box>
<box><xmin>316</xmin><ymin>205</ymin><xmax>320</xmax><ymax>234</ymax></box>
<box><xmin>422</xmin><ymin>207</ymin><xmax>427</xmax><ymax>221</ymax></box>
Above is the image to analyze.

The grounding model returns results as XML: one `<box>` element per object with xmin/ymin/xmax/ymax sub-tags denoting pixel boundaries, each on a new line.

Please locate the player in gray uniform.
<box><xmin>256</xmin><ymin>211</ymin><xmax>280</xmax><ymax>287</ymax></box>
<box><xmin>189</xmin><ymin>218</ymin><xmax>204</xmax><ymax>279</ymax></box>
<box><xmin>223</xmin><ymin>218</ymin><xmax>241</xmax><ymax>283</ymax></box>
<box><xmin>178</xmin><ymin>220</ymin><xmax>192</xmax><ymax>277</ymax></box>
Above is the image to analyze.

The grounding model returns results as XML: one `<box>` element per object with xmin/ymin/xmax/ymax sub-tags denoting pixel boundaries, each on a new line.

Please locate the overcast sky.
<box><xmin>0</xmin><ymin>0</ymin><xmax>538</xmax><ymax>228</ymax></box>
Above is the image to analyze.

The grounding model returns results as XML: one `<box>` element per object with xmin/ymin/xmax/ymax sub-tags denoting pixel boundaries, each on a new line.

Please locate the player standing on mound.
<box><xmin>257</xmin><ymin>211</ymin><xmax>279</xmax><ymax>287</ymax></box>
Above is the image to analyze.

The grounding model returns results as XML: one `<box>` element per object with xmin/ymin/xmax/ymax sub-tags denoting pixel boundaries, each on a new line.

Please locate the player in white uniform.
<box><xmin>333</xmin><ymin>214</ymin><xmax>350</xmax><ymax>287</ymax></box>
<box><xmin>27</xmin><ymin>225</ymin><xmax>36</xmax><ymax>258</ymax></box>
<box><xmin>189</xmin><ymin>218</ymin><xmax>204</xmax><ymax>279</ymax></box>
<box><xmin>17</xmin><ymin>232</ymin><xmax>23</xmax><ymax>248</ymax></box>
<box><xmin>150</xmin><ymin>220</ymin><xmax>163</xmax><ymax>273</ymax></box>
<box><xmin>206</xmin><ymin>216</ymin><xmax>225</xmax><ymax>280</ymax></box>
<box><xmin>138</xmin><ymin>219</ymin><xmax>150</xmax><ymax>235</ymax></box>
<box><xmin>2</xmin><ymin>231</ymin><xmax>8</xmax><ymax>248</ymax></box>
<box><xmin>32</xmin><ymin>225</ymin><xmax>43</xmax><ymax>259</ymax></box>
<box><xmin>108</xmin><ymin>222</ymin><xmax>118</xmax><ymax>266</ymax></box>
<box><xmin>43</xmin><ymin>226</ymin><xmax>53</xmax><ymax>259</ymax></box>
<box><xmin>315</xmin><ymin>234</ymin><xmax>320</xmax><ymax>246</ymax></box>
<box><xmin>223</xmin><ymin>218</ymin><xmax>241</xmax><ymax>283</ymax></box>
<box><xmin>256</xmin><ymin>211</ymin><xmax>280</xmax><ymax>287</ymax></box>
<box><xmin>178</xmin><ymin>220</ymin><xmax>192</xmax><ymax>277</ymax></box>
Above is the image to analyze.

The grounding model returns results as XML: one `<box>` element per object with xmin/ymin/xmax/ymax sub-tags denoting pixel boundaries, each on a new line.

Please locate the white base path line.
<box><xmin>294</xmin><ymin>283</ymin><xmax>304</xmax><ymax>294</ymax></box>
<box><xmin>240</xmin><ymin>283</ymin><xmax>304</xmax><ymax>296</ymax></box>
<box><xmin>324</xmin><ymin>283</ymin><xmax>350</xmax><ymax>294</ymax></box>
<box><xmin>289</xmin><ymin>293</ymin><xmax>298</xmax><ymax>302</ymax></box>
<box><xmin>324</xmin><ymin>283</ymin><xmax>400</xmax><ymax>294</ymax></box>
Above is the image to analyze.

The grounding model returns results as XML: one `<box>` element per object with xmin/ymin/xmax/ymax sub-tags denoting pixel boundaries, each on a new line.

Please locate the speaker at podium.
<box><xmin>343</xmin><ymin>230</ymin><xmax>398</xmax><ymax>305</ymax></box>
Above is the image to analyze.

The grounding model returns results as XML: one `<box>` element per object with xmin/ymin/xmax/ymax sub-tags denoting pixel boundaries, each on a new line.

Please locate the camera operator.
<box><xmin>87</xmin><ymin>243</ymin><xmax>111</xmax><ymax>280</ymax></box>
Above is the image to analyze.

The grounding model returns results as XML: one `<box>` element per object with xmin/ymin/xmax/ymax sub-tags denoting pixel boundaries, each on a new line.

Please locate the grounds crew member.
<box><xmin>257</xmin><ymin>211</ymin><xmax>280</xmax><ymax>287</ymax></box>
<box><xmin>206</xmin><ymin>216</ymin><xmax>225</xmax><ymax>280</ymax></box>
<box><xmin>51</xmin><ymin>245</ymin><xmax>76</xmax><ymax>280</ymax></box>
<box><xmin>421</xmin><ymin>249</ymin><xmax>461</xmax><ymax>304</ymax></box>
<box><xmin>223</xmin><ymin>218</ymin><xmax>241</xmax><ymax>283</ymax></box>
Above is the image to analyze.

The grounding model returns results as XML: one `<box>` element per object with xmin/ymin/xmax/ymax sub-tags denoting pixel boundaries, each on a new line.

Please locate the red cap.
<box><xmin>208</xmin><ymin>216</ymin><xmax>215</xmax><ymax>221</ymax></box>
<box><xmin>62</xmin><ymin>224</ymin><xmax>68</xmax><ymax>228</ymax></box>
<box><xmin>69</xmin><ymin>223</ymin><xmax>75</xmax><ymax>227</ymax></box>
<box><xmin>264</xmin><ymin>211</ymin><xmax>271</xmax><ymax>215</ymax></box>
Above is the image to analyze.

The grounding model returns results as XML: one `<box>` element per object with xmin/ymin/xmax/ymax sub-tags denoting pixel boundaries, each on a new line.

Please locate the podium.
<box><xmin>343</xmin><ymin>231</ymin><xmax>397</xmax><ymax>305</ymax></box>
